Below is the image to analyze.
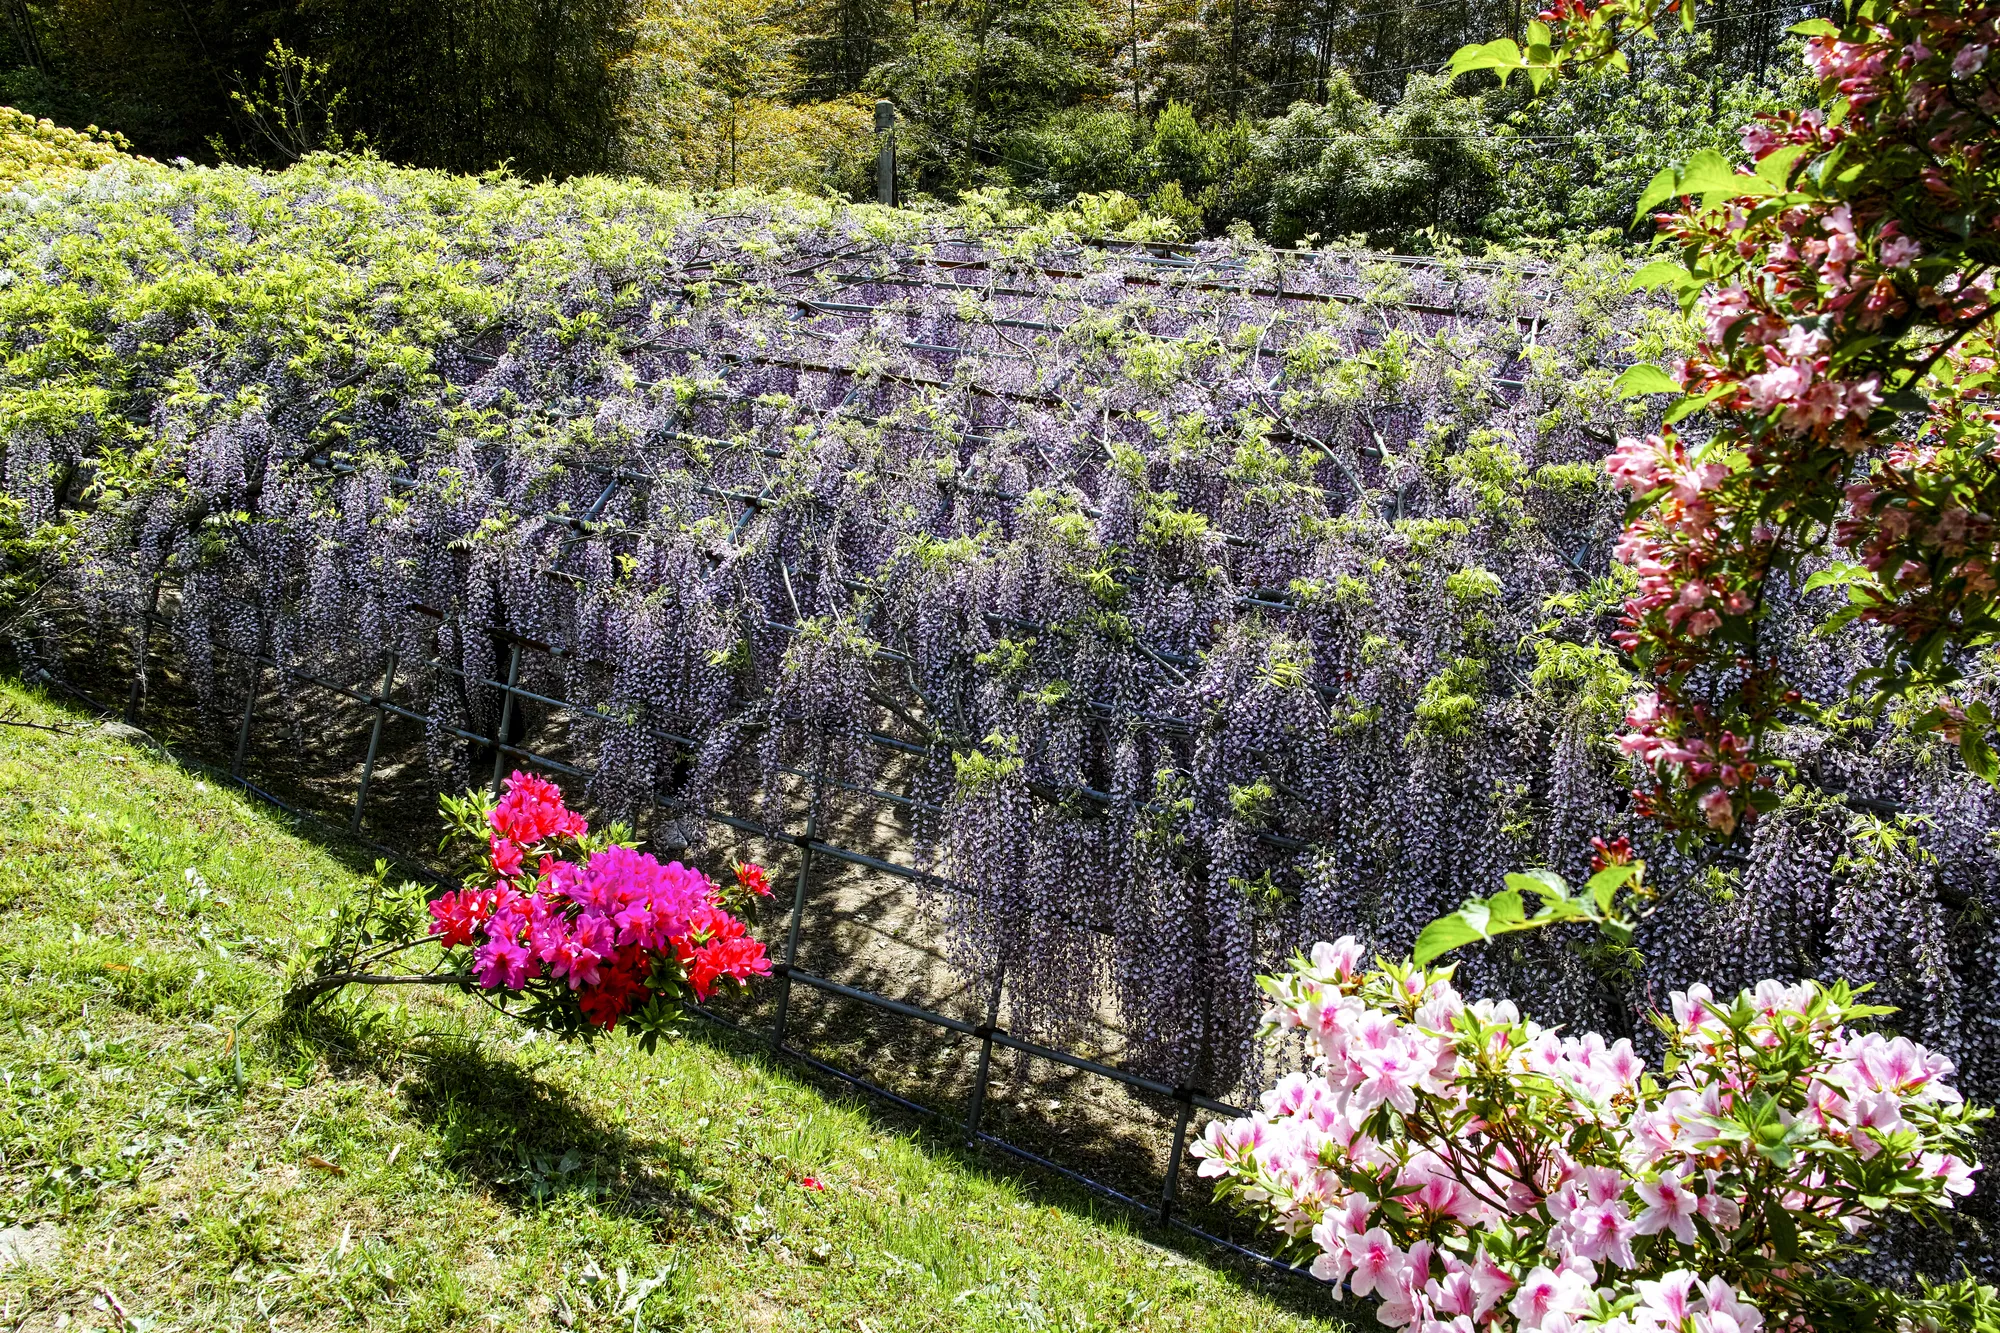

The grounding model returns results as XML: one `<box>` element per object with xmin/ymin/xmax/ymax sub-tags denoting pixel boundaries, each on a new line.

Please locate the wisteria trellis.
<box><xmin>4</xmin><ymin>157</ymin><xmax>1997</xmax><ymax>1102</ymax></box>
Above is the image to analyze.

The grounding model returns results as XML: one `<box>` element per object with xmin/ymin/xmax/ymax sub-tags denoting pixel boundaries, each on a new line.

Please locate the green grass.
<box><xmin>0</xmin><ymin>678</ymin><xmax>1345</xmax><ymax>1331</ymax></box>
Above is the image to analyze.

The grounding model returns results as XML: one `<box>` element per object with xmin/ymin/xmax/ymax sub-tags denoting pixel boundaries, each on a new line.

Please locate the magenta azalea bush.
<box><xmin>287</xmin><ymin>771</ymin><xmax>771</xmax><ymax>1047</ymax></box>
<box><xmin>1195</xmin><ymin>905</ymin><xmax>1990</xmax><ymax>1332</ymax></box>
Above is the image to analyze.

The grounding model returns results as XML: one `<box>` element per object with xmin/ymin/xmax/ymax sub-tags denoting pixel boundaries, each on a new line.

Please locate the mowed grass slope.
<box><xmin>0</xmin><ymin>679</ymin><xmax>1343</xmax><ymax>1332</ymax></box>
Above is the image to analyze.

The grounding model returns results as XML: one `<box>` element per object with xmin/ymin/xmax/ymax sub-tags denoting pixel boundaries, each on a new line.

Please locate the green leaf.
<box><xmin>1960</xmin><ymin>728</ymin><xmax>1998</xmax><ymax>784</ymax></box>
<box><xmin>1754</xmin><ymin>143</ymin><xmax>1808</xmax><ymax>190</ymax></box>
<box><xmin>1764</xmin><ymin>1195</ymin><xmax>1800</xmax><ymax>1261</ymax></box>
<box><xmin>1788</xmin><ymin>17</ymin><xmax>1839</xmax><ymax>35</ymax></box>
<box><xmin>1663</xmin><ymin>384</ymin><xmax>1730</xmax><ymax>424</ymax></box>
<box><xmin>1504</xmin><ymin>869</ymin><xmax>1570</xmax><ymax>906</ymax></box>
<box><xmin>1802</xmin><ymin>562</ymin><xmax>1872</xmax><ymax>594</ymax></box>
<box><xmin>1414</xmin><ymin>886</ymin><xmax>1530</xmax><ymax>963</ymax></box>
<box><xmin>1615</xmin><ymin>364</ymin><xmax>1681</xmax><ymax>397</ymax></box>
<box><xmin>1627</xmin><ymin>260</ymin><xmax>1692</xmax><ymax>291</ymax></box>
<box><xmin>1414</xmin><ymin>913</ymin><xmax>1485</xmax><ymax>965</ymax></box>
<box><xmin>1632</xmin><ymin>167</ymin><xmax>1679</xmax><ymax>223</ymax></box>
<box><xmin>1448</xmin><ymin>38</ymin><xmax>1522</xmax><ymax>77</ymax></box>
<box><xmin>1585</xmin><ymin>863</ymin><xmax>1637</xmax><ymax>913</ymax></box>
<box><xmin>1674</xmin><ymin>148</ymin><xmax>1740</xmax><ymax>197</ymax></box>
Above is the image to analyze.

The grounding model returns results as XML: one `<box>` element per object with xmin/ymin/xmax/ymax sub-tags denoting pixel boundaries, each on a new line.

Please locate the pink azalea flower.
<box><xmin>1697</xmin><ymin>1277</ymin><xmax>1764</xmax><ymax>1333</ymax></box>
<box><xmin>1634</xmin><ymin>1171</ymin><xmax>1700</xmax><ymax>1244</ymax></box>
<box><xmin>1919</xmin><ymin>1152</ymin><xmax>1977</xmax><ymax>1198</ymax></box>
<box><xmin>1508</xmin><ymin>1264</ymin><xmax>1591</xmax><ymax>1332</ymax></box>
<box><xmin>1345</xmin><ymin>1227</ymin><xmax>1406</xmax><ymax>1301</ymax></box>
<box><xmin>1633</xmin><ymin>1270</ymin><xmax>1700</xmax><ymax>1330</ymax></box>
<box><xmin>1564</xmin><ymin>1200</ymin><xmax>1637</xmax><ymax>1269</ymax></box>
<box><xmin>1310</xmin><ymin>935</ymin><xmax>1367</xmax><ymax>979</ymax></box>
<box><xmin>1880</xmin><ymin>235</ymin><xmax>1922</xmax><ymax>268</ymax></box>
<box><xmin>474</xmin><ymin>931</ymin><xmax>535</xmax><ymax>990</ymax></box>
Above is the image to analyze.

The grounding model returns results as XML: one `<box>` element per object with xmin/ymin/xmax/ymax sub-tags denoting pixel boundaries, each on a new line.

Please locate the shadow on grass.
<box><xmin>672</xmin><ymin>1016</ymin><xmax>1357</xmax><ymax>1327</ymax></box>
<box><xmin>275</xmin><ymin>1001</ymin><xmax>717</xmax><ymax>1237</ymax></box>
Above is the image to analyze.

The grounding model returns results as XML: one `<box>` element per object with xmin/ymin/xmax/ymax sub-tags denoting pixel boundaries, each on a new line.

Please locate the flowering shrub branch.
<box><xmin>1412</xmin><ymin>839</ymin><xmax>1656</xmax><ymax>967</ymax></box>
<box><xmin>1197</xmin><ymin>873</ymin><xmax>1992</xmax><ymax>1332</ymax></box>
<box><xmin>284</xmin><ymin>772</ymin><xmax>772</xmax><ymax>1049</ymax></box>
<box><xmin>1462</xmin><ymin>0</ymin><xmax>2000</xmax><ymax>835</ymax></box>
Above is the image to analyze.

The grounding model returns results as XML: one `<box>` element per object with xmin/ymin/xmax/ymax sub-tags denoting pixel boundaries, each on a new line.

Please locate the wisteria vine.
<box><xmin>1</xmin><ymin>157</ymin><xmax>1996</xmax><ymax>1110</ymax></box>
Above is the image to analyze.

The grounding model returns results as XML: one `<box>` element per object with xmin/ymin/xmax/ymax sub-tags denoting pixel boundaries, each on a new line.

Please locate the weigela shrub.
<box><xmin>1196</xmin><ymin>923</ymin><xmax>1989</xmax><ymax>1332</ymax></box>
<box><xmin>425</xmin><ymin>771</ymin><xmax>771</xmax><ymax>1044</ymax></box>
<box><xmin>1462</xmin><ymin>0</ymin><xmax>2000</xmax><ymax>834</ymax></box>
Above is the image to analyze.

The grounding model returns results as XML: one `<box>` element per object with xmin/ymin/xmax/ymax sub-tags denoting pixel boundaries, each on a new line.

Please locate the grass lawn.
<box><xmin>0</xmin><ymin>678</ymin><xmax>1346</xmax><ymax>1332</ymax></box>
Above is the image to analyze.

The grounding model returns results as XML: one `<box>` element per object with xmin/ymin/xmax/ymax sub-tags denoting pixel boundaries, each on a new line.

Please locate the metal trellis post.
<box><xmin>351</xmin><ymin>652</ymin><xmax>399</xmax><ymax>832</ymax></box>
<box><xmin>489</xmin><ymin>642</ymin><xmax>522</xmax><ymax>795</ymax></box>
<box><xmin>124</xmin><ymin>582</ymin><xmax>162</xmax><ymax>724</ymax></box>
<box><xmin>230</xmin><ymin>661</ymin><xmax>261</xmax><ymax>778</ymax></box>
<box><xmin>1158</xmin><ymin>1091</ymin><xmax>1195</xmax><ymax>1224</ymax></box>
<box><xmin>771</xmin><ymin>762</ymin><xmax>824</xmax><ymax>1050</ymax></box>
<box><xmin>963</xmin><ymin>964</ymin><xmax>1006</xmax><ymax>1145</ymax></box>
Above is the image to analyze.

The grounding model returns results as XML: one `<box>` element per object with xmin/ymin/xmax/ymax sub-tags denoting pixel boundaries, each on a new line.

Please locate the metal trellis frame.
<box><xmin>38</xmin><ymin>604</ymin><xmax>1328</xmax><ymax>1288</ymax></box>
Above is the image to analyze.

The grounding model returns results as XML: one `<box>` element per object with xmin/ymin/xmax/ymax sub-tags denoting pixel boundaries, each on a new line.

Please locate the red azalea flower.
<box><xmin>733</xmin><ymin>861</ymin><xmax>772</xmax><ymax>896</ymax></box>
<box><xmin>490</xmin><ymin>770</ymin><xmax>590</xmax><ymax>848</ymax></box>
<box><xmin>427</xmin><ymin>888</ymin><xmax>494</xmax><ymax>948</ymax></box>
<box><xmin>578</xmin><ymin>945</ymin><xmax>651</xmax><ymax>1029</ymax></box>
<box><xmin>489</xmin><ymin>834</ymin><xmax>524</xmax><ymax>878</ymax></box>
<box><xmin>687</xmin><ymin>935</ymin><xmax>771</xmax><ymax>1001</ymax></box>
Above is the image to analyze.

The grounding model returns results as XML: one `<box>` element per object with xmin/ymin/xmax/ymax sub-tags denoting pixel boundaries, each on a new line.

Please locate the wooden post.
<box><xmin>123</xmin><ymin>581</ymin><xmax>162</xmax><ymax>724</ymax></box>
<box><xmin>771</xmin><ymin>753</ymin><xmax>826</xmax><ymax>1049</ymax></box>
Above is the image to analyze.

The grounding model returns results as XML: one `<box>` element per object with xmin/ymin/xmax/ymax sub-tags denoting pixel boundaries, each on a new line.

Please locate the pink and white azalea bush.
<box><xmin>1194</xmin><ymin>939</ymin><xmax>1987</xmax><ymax>1332</ymax></box>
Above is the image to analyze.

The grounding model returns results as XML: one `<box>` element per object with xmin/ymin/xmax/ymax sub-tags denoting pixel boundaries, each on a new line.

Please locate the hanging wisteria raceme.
<box><xmin>3</xmin><ymin>156</ymin><xmax>1998</xmax><ymax>1099</ymax></box>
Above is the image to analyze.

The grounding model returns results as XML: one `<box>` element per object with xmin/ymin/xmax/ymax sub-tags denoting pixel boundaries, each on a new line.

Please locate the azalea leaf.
<box><xmin>1764</xmin><ymin>1195</ymin><xmax>1801</xmax><ymax>1261</ymax></box>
